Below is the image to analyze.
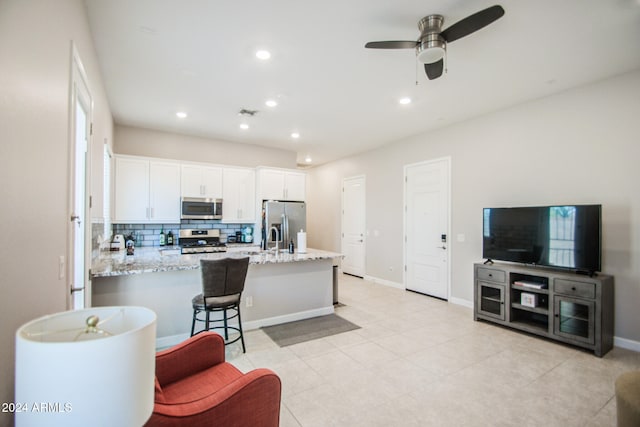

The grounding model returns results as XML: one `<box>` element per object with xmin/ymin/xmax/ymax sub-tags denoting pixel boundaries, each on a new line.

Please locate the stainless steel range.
<box><xmin>179</xmin><ymin>229</ymin><xmax>227</xmax><ymax>254</ymax></box>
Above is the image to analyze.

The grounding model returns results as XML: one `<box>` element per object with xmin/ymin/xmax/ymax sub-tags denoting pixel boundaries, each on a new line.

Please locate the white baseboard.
<box><xmin>154</xmin><ymin>306</ymin><xmax>335</xmax><ymax>350</ymax></box>
<box><xmin>363</xmin><ymin>275</ymin><xmax>404</xmax><ymax>289</ymax></box>
<box><xmin>614</xmin><ymin>336</ymin><xmax>640</xmax><ymax>353</ymax></box>
<box><xmin>449</xmin><ymin>297</ymin><xmax>473</xmax><ymax>309</ymax></box>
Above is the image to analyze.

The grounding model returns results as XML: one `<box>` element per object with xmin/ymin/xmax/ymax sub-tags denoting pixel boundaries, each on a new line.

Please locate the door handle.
<box><xmin>437</xmin><ymin>245</ymin><xmax>446</xmax><ymax>250</ymax></box>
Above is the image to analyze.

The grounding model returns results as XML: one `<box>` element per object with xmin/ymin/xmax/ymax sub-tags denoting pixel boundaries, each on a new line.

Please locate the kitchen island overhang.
<box><xmin>91</xmin><ymin>248</ymin><xmax>342</xmax><ymax>348</ymax></box>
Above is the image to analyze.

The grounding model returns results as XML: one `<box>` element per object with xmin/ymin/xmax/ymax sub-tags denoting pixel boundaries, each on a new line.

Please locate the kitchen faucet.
<box><xmin>269</xmin><ymin>226</ymin><xmax>280</xmax><ymax>253</ymax></box>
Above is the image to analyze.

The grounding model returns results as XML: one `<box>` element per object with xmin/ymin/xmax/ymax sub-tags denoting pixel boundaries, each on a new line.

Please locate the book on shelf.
<box><xmin>514</xmin><ymin>281</ymin><xmax>547</xmax><ymax>289</ymax></box>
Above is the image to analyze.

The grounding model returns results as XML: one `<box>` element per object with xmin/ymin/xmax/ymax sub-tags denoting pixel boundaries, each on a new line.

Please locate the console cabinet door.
<box><xmin>477</xmin><ymin>282</ymin><xmax>505</xmax><ymax>320</ymax></box>
<box><xmin>553</xmin><ymin>296</ymin><xmax>595</xmax><ymax>345</ymax></box>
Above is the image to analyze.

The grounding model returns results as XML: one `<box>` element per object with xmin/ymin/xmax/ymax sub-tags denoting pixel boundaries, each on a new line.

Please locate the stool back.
<box><xmin>200</xmin><ymin>257</ymin><xmax>250</xmax><ymax>297</ymax></box>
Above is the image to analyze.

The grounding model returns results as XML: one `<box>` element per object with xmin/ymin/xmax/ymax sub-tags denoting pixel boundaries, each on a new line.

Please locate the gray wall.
<box><xmin>114</xmin><ymin>124</ymin><xmax>297</xmax><ymax>169</ymax></box>
<box><xmin>0</xmin><ymin>1</ymin><xmax>114</xmax><ymax>425</ymax></box>
<box><xmin>306</xmin><ymin>70</ymin><xmax>640</xmax><ymax>345</ymax></box>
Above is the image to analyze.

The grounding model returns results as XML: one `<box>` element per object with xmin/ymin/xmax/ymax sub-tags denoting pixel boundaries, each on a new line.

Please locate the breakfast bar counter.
<box><xmin>91</xmin><ymin>247</ymin><xmax>342</xmax><ymax>348</ymax></box>
<box><xmin>91</xmin><ymin>246</ymin><xmax>341</xmax><ymax>277</ymax></box>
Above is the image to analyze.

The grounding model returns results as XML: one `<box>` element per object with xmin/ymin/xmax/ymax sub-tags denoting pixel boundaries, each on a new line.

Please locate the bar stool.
<box><xmin>190</xmin><ymin>257</ymin><xmax>250</xmax><ymax>353</ymax></box>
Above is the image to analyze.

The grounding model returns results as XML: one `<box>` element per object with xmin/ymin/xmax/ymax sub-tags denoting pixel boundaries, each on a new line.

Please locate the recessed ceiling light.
<box><xmin>265</xmin><ymin>99</ymin><xmax>278</xmax><ymax>108</ymax></box>
<box><xmin>176</xmin><ymin>111</ymin><xmax>188</xmax><ymax>118</ymax></box>
<box><xmin>399</xmin><ymin>97</ymin><xmax>412</xmax><ymax>105</ymax></box>
<box><xmin>291</xmin><ymin>132</ymin><xmax>300</xmax><ymax>139</ymax></box>
<box><xmin>304</xmin><ymin>155</ymin><xmax>312</xmax><ymax>163</ymax></box>
<box><xmin>239</xmin><ymin>123</ymin><xmax>249</xmax><ymax>130</ymax></box>
<box><xmin>256</xmin><ymin>50</ymin><xmax>271</xmax><ymax>60</ymax></box>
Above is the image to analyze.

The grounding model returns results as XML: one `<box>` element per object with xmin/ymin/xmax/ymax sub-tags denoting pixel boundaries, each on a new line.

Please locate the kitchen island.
<box><xmin>91</xmin><ymin>246</ymin><xmax>342</xmax><ymax>348</ymax></box>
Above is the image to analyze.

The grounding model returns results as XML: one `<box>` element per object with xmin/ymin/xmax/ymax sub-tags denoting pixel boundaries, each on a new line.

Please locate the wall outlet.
<box><xmin>245</xmin><ymin>296</ymin><xmax>253</xmax><ymax>307</ymax></box>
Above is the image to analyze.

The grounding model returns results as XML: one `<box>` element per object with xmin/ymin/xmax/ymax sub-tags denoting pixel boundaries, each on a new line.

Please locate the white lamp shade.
<box><xmin>15</xmin><ymin>306</ymin><xmax>157</xmax><ymax>427</ymax></box>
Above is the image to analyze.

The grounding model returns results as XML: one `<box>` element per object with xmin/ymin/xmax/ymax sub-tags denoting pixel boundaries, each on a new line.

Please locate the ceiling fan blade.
<box><xmin>424</xmin><ymin>60</ymin><xmax>444</xmax><ymax>80</ymax></box>
<box><xmin>365</xmin><ymin>41</ymin><xmax>418</xmax><ymax>49</ymax></box>
<box><xmin>440</xmin><ymin>5</ymin><xmax>504</xmax><ymax>43</ymax></box>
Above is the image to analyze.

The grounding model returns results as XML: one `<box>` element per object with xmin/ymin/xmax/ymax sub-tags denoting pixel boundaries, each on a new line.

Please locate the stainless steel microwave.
<box><xmin>181</xmin><ymin>197</ymin><xmax>222</xmax><ymax>220</ymax></box>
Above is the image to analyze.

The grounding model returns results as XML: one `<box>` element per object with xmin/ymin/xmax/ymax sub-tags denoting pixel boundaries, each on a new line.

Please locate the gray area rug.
<box><xmin>261</xmin><ymin>314</ymin><xmax>360</xmax><ymax>347</ymax></box>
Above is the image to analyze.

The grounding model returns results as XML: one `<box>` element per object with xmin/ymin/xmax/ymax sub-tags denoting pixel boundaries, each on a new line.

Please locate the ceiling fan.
<box><xmin>365</xmin><ymin>5</ymin><xmax>505</xmax><ymax>80</ymax></box>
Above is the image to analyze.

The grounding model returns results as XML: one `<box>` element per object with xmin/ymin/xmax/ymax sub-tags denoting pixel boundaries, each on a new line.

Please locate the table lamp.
<box><xmin>15</xmin><ymin>306</ymin><xmax>157</xmax><ymax>426</ymax></box>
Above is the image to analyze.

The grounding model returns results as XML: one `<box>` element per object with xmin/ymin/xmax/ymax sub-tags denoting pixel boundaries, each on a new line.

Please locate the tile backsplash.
<box><xmin>112</xmin><ymin>220</ymin><xmax>256</xmax><ymax>247</ymax></box>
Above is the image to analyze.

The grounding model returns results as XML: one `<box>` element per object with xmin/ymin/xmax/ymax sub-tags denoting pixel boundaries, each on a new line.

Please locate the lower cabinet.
<box><xmin>477</xmin><ymin>282</ymin><xmax>506</xmax><ymax>321</ymax></box>
<box><xmin>474</xmin><ymin>263</ymin><xmax>614</xmax><ymax>357</ymax></box>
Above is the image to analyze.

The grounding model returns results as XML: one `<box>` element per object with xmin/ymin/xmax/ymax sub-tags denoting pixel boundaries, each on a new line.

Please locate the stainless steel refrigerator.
<box><xmin>262</xmin><ymin>201</ymin><xmax>306</xmax><ymax>251</ymax></box>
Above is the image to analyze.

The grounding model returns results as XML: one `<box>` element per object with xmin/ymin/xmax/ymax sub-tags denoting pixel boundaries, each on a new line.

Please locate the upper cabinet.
<box><xmin>181</xmin><ymin>163</ymin><xmax>223</xmax><ymax>199</ymax></box>
<box><xmin>257</xmin><ymin>167</ymin><xmax>306</xmax><ymax>201</ymax></box>
<box><xmin>114</xmin><ymin>155</ymin><xmax>181</xmax><ymax>223</ymax></box>
<box><xmin>222</xmin><ymin>167</ymin><xmax>256</xmax><ymax>223</ymax></box>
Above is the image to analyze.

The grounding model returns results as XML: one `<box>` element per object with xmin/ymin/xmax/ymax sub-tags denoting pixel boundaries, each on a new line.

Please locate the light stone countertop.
<box><xmin>91</xmin><ymin>246</ymin><xmax>342</xmax><ymax>278</ymax></box>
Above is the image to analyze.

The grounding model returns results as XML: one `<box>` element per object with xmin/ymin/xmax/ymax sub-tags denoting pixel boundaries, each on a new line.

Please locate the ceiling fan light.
<box><xmin>417</xmin><ymin>37</ymin><xmax>445</xmax><ymax>63</ymax></box>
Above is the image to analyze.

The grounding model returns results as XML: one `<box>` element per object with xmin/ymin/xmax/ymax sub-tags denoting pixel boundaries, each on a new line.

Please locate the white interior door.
<box><xmin>69</xmin><ymin>46</ymin><xmax>92</xmax><ymax>309</ymax></box>
<box><xmin>404</xmin><ymin>158</ymin><xmax>450</xmax><ymax>299</ymax></box>
<box><xmin>342</xmin><ymin>176</ymin><xmax>366</xmax><ymax>277</ymax></box>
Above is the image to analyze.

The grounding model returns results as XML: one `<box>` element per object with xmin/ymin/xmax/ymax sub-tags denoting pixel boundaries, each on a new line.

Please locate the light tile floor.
<box><xmin>225</xmin><ymin>273</ymin><xmax>640</xmax><ymax>426</ymax></box>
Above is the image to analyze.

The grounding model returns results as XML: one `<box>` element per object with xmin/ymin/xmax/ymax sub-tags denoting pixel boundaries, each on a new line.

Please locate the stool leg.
<box><xmin>236</xmin><ymin>304</ymin><xmax>246</xmax><ymax>353</ymax></box>
<box><xmin>205</xmin><ymin>311</ymin><xmax>210</xmax><ymax>331</ymax></box>
<box><xmin>223</xmin><ymin>308</ymin><xmax>229</xmax><ymax>340</ymax></box>
<box><xmin>190</xmin><ymin>309</ymin><xmax>197</xmax><ymax>336</ymax></box>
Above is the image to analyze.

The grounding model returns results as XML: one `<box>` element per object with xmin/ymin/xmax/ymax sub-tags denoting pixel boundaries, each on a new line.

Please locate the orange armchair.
<box><xmin>146</xmin><ymin>332</ymin><xmax>281</xmax><ymax>427</ymax></box>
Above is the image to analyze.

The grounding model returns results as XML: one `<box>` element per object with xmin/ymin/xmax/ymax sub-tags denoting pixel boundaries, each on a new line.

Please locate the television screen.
<box><xmin>482</xmin><ymin>205</ymin><xmax>601</xmax><ymax>273</ymax></box>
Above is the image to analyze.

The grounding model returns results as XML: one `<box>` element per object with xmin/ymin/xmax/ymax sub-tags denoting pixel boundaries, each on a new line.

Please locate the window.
<box><xmin>548</xmin><ymin>206</ymin><xmax>576</xmax><ymax>268</ymax></box>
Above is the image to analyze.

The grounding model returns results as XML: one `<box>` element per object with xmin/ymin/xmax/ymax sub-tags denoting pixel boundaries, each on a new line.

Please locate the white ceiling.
<box><xmin>84</xmin><ymin>0</ymin><xmax>640</xmax><ymax>167</ymax></box>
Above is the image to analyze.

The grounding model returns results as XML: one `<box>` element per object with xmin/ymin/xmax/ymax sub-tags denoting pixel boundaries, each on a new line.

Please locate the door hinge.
<box><xmin>90</xmin><ymin>122</ymin><xmax>93</xmax><ymax>136</ymax></box>
<box><xmin>404</xmin><ymin>265</ymin><xmax>407</xmax><ymax>272</ymax></box>
<box><xmin>89</xmin><ymin>195</ymin><xmax>93</xmax><ymax>209</ymax></box>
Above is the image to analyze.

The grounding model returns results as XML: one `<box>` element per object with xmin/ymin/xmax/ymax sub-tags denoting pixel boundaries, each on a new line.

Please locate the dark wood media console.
<box><xmin>474</xmin><ymin>262</ymin><xmax>614</xmax><ymax>357</ymax></box>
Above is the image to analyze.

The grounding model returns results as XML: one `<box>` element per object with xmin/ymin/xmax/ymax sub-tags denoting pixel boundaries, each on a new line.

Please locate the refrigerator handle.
<box><xmin>281</xmin><ymin>213</ymin><xmax>287</xmax><ymax>249</ymax></box>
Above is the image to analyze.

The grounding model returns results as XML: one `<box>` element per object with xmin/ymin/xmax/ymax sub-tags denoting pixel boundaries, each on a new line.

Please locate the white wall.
<box><xmin>114</xmin><ymin>124</ymin><xmax>297</xmax><ymax>169</ymax></box>
<box><xmin>0</xmin><ymin>1</ymin><xmax>113</xmax><ymax>424</ymax></box>
<box><xmin>307</xmin><ymin>70</ymin><xmax>640</xmax><ymax>344</ymax></box>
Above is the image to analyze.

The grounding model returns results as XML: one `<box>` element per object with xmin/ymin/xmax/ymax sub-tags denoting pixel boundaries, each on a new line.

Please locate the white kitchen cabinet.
<box><xmin>257</xmin><ymin>168</ymin><xmax>306</xmax><ymax>201</ymax></box>
<box><xmin>114</xmin><ymin>155</ymin><xmax>180</xmax><ymax>223</ymax></box>
<box><xmin>222</xmin><ymin>167</ymin><xmax>255</xmax><ymax>223</ymax></box>
<box><xmin>149</xmin><ymin>161</ymin><xmax>181</xmax><ymax>221</ymax></box>
<box><xmin>181</xmin><ymin>164</ymin><xmax>223</xmax><ymax>198</ymax></box>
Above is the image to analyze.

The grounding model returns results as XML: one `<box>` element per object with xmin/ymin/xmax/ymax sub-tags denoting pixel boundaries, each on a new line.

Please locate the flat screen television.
<box><xmin>482</xmin><ymin>205</ymin><xmax>601</xmax><ymax>273</ymax></box>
